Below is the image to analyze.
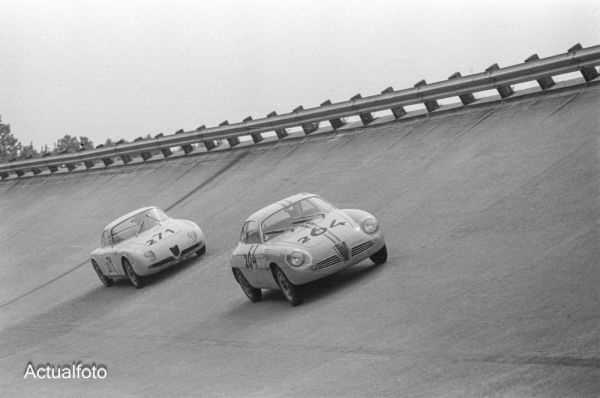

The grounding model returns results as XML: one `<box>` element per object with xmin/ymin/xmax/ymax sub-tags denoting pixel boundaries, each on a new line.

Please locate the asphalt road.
<box><xmin>0</xmin><ymin>85</ymin><xmax>598</xmax><ymax>397</ymax></box>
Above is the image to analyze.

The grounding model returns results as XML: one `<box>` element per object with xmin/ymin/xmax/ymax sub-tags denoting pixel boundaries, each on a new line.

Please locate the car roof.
<box><xmin>104</xmin><ymin>206</ymin><xmax>160</xmax><ymax>231</ymax></box>
<box><xmin>245</xmin><ymin>193</ymin><xmax>321</xmax><ymax>224</ymax></box>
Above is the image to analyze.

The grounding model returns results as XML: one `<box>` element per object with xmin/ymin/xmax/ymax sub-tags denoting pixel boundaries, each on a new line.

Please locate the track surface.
<box><xmin>1</xmin><ymin>86</ymin><xmax>599</xmax><ymax>397</ymax></box>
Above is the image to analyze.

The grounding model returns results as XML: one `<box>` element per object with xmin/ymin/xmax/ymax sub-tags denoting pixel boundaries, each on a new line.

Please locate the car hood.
<box><xmin>267</xmin><ymin>210</ymin><xmax>358</xmax><ymax>249</ymax></box>
<box><xmin>117</xmin><ymin>219</ymin><xmax>190</xmax><ymax>250</ymax></box>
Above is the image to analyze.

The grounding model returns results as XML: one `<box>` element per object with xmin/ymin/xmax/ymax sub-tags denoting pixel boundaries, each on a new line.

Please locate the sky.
<box><xmin>1</xmin><ymin>0</ymin><xmax>599</xmax><ymax>150</ymax></box>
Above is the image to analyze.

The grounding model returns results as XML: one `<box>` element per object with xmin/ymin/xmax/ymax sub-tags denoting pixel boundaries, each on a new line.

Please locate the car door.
<box><xmin>244</xmin><ymin>221</ymin><xmax>280</xmax><ymax>288</ymax></box>
<box><xmin>101</xmin><ymin>229</ymin><xmax>123</xmax><ymax>276</ymax></box>
<box><xmin>233</xmin><ymin>221</ymin><xmax>263</xmax><ymax>285</ymax></box>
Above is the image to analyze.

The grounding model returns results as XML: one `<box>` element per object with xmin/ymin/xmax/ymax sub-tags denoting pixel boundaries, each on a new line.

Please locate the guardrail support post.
<box><xmin>40</xmin><ymin>153</ymin><xmax>56</xmax><ymax>171</ymax></box>
<box><xmin>197</xmin><ymin>125</ymin><xmax>215</xmax><ymax>151</ymax></box>
<box><xmin>447</xmin><ymin>73</ymin><xmax>477</xmax><ymax>105</ymax></box>
<box><xmin>94</xmin><ymin>145</ymin><xmax>114</xmax><ymax>166</ymax></box>
<box><xmin>16</xmin><ymin>170</ymin><xmax>25</xmax><ymax>177</ymax></box>
<box><xmin>524</xmin><ymin>54</ymin><xmax>556</xmax><ymax>90</ymax></box>
<box><xmin>220</xmin><ymin>121</ymin><xmax>239</xmax><ymax>147</ymax></box>
<box><xmin>320</xmin><ymin>100</ymin><xmax>345</xmax><ymax>129</ymax></box>
<box><xmin>32</xmin><ymin>168</ymin><xmax>42</xmax><ymax>175</ymax></box>
<box><xmin>267</xmin><ymin>111</ymin><xmax>288</xmax><ymax>138</ymax></box>
<box><xmin>121</xmin><ymin>154</ymin><xmax>132</xmax><ymax>164</ymax></box>
<box><xmin>486</xmin><ymin>64</ymin><xmax>515</xmax><ymax>98</ymax></box>
<box><xmin>134</xmin><ymin>137</ymin><xmax>153</xmax><ymax>161</ymax></box>
<box><xmin>243</xmin><ymin>116</ymin><xmax>263</xmax><ymax>143</ymax></box>
<box><xmin>178</xmin><ymin>127</ymin><xmax>196</xmax><ymax>154</ymax></box>
<box><xmin>381</xmin><ymin>87</ymin><xmax>407</xmax><ymax>118</ymax></box>
<box><xmin>65</xmin><ymin>163</ymin><xmax>77</xmax><ymax>171</ymax></box>
<box><xmin>140</xmin><ymin>152</ymin><xmax>152</xmax><ymax>161</ymax></box>
<box><xmin>568</xmin><ymin>43</ymin><xmax>600</xmax><ymax>81</ymax></box>
<box><xmin>414</xmin><ymin>80</ymin><xmax>440</xmax><ymax>112</ymax></box>
<box><xmin>0</xmin><ymin>172</ymin><xmax>8</xmax><ymax>179</ymax></box>
<box><xmin>203</xmin><ymin>140</ymin><xmax>216</xmax><ymax>151</ymax></box>
<box><xmin>351</xmin><ymin>94</ymin><xmax>375</xmax><ymax>125</ymax></box>
<box><xmin>157</xmin><ymin>132</ymin><xmax>172</xmax><ymax>158</ymax></box>
<box><xmin>294</xmin><ymin>106</ymin><xmax>319</xmax><ymax>134</ymax></box>
<box><xmin>84</xmin><ymin>160</ymin><xmax>95</xmax><ymax>169</ymax></box>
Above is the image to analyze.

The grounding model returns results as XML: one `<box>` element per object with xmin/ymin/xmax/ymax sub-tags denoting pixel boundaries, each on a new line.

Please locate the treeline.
<box><xmin>0</xmin><ymin>116</ymin><xmax>133</xmax><ymax>163</ymax></box>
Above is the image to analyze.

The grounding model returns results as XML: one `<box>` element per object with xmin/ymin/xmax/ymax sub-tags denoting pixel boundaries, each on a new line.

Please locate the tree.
<box><xmin>79</xmin><ymin>136</ymin><xmax>94</xmax><ymax>150</ymax></box>
<box><xmin>52</xmin><ymin>135</ymin><xmax>94</xmax><ymax>153</ymax></box>
<box><xmin>0</xmin><ymin>116</ymin><xmax>22</xmax><ymax>163</ymax></box>
<box><xmin>19</xmin><ymin>143</ymin><xmax>40</xmax><ymax>159</ymax></box>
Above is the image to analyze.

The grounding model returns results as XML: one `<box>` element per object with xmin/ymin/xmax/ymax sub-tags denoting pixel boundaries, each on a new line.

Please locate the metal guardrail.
<box><xmin>1</xmin><ymin>43</ymin><xmax>599</xmax><ymax>179</ymax></box>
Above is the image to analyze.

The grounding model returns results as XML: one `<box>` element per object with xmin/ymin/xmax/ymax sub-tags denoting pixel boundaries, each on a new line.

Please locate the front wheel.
<box><xmin>370</xmin><ymin>244</ymin><xmax>388</xmax><ymax>265</ymax></box>
<box><xmin>196</xmin><ymin>245</ymin><xmax>206</xmax><ymax>256</ymax></box>
<box><xmin>92</xmin><ymin>260</ymin><xmax>113</xmax><ymax>287</ymax></box>
<box><xmin>233</xmin><ymin>269</ymin><xmax>262</xmax><ymax>303</ymax></box>
<box><xmin>123</xmin><ymin>258</ymin><xmax>144</xmax><ymax>288</ymax></box>
<box><xmin>274</xmin><ymin>266</ymin><xmax>303</xmax><ymax>306</ymax></box>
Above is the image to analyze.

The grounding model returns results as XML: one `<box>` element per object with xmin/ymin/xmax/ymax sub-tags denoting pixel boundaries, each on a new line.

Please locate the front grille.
<box><xmin>169</xmin><ymin>245</ymin><xmax>180</xmax><ymax>256</ymax></box>
<box><xmin>181</xmin><ymin>242</ymin><xmax>200</xmax><ymax>256</ymax></box>
<box><xmin>149</xmin><ymin>257</ymin><xmax>175</xmax><ymax>269</ymax></box>
<box><xmin>334</xmin><ymin>242</ymin><xmax>349</xmax><ymax>262</ymax></box>
<box><xmin>351</xmin><ymin>240</ymin><xmax>375</xmax><ymax>257</ymax></box>
<box><xmin>312</xmin><ymin>255</ymin><xmax>341</xmax><ymax>270</ymax></box>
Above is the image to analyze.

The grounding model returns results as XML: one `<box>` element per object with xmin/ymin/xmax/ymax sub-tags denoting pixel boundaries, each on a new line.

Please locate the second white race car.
<box><xmin>90</xmin><ymin>206</ymin><xmax>206</xmax><ymax>288</ymax></box>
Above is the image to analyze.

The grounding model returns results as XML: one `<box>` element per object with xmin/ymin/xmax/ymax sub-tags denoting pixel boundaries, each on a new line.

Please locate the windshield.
<box><xmin>261</xmin><ymin>197</ymin><xmax>335</xmax><ymax>241</ymax></box>
<box><xmin>111</xmin><ymin>208</ymin><xmax>169</xmax><ymax>244</ymax></box>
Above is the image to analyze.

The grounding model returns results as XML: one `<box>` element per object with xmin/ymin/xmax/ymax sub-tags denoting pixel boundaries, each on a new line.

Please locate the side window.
<box><xmin>239</xmin><ymin>223</ymin><xmax>248</xmax><ymax>243</ymax></box>
<box><xmin>100</xmin><ymin>230</ymin><xmax>112</xmax><ymax>247</ymax></box>
<box><xmin>245</xmin><ymin>221</ymin><xmax>261</xmax><ymax>244</ymax></box>
<box><xmin>300</xmin><ymin>198</ymin><xmax>319</xmax><ymax>215</ymax></box>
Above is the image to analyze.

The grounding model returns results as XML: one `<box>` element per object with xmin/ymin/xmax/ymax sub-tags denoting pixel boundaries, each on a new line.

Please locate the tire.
<box><xmin>274</xmin><ymin>266</ymin><xmax>303</xmax><ymax>306</ymax></box>
<box><xmin>370</xmin><ymin>244</ymin><xmax>388</xmax><ymax>265</ymax></box>
<box><xmin>123</xmin><ymin>258</ymin><xmax>144</xmax><ymax>288</ymax></box>
<box><xmin>233</xmin><ymin>269</ymin><xmax>262</xmax><ymax>303</ymax></box>
<box><xmin>92</xmin><ymin>260</ymin><xmax>113</xmax><ymax>287</ymax></box>
<box><xmin>196</xmin><ymin>245</ymin><xmax>206</xmax><ymax>256</ymax></box>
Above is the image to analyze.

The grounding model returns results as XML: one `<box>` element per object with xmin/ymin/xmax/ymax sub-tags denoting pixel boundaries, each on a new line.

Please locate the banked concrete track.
<box><xmin>0</xmin><ymin>85</ymin><xmax>598</xmax><ymax>397</ymax></box>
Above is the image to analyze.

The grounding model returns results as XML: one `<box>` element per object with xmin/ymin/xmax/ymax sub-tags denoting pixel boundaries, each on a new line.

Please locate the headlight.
<box><xmin>361</xmin><ymin>217</ymin><xmax>378</xmax><ymax>234</ymax></box>
<box><xmin>144</xmin><ymin>250</ymin><xmax>157</xmax><ymax>262</ymax></box>
<box><xmin>187</xmin><ymin>230</ymin><xmax>198</xmax><ymax>242</ymax></box>
<box><xmin>286</xmin><ymin>250</ymin><xmax>305</xmax><ymax>267</ymax></box>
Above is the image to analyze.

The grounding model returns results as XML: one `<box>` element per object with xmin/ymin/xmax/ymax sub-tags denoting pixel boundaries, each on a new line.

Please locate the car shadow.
<box><xmin>126</xmin><ymin>253</ymin><xmax>205</xmax><ymax>287</ymax></box>
<box><xmin>233</xmin><ymin>260</ymin><xmax>388</xmax><ymax>308</ymax></box>
<box><xmin>298</xmin><ymin>261</ymin><xmax>387</xmax><ymax>303</ymax></box>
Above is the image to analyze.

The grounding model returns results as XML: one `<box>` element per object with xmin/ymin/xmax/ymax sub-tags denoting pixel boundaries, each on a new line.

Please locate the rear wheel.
<box><xmin>123</xmin><ymin>258</ymin><xmax>144</xmax><ymax>288</ymax></box>
<box><xmin>370</xmin><ymin>244</ymin><xmax>388</xmax><ymax>265</ymax></box>
<box><xmin>274</xmin><ymin>266</ymin><xmax>303</xmax><ymax>306</ymax></box>
<box><xmin>233</xmin><ymin>269</ymin><xmax>262</xmax><ymax>302</ymax></box>
<box><xmin>92</xmin><ymin>260</ymin><xmax>113</xmax><ymax>287</ymax></box>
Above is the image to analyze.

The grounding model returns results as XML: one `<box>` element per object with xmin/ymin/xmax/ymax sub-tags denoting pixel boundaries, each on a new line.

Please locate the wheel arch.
<box><xmin>120</xmin><ymin>255</ymin><xmax>133</xmax><ymax>274</ymax></box>
<box><xmin>269</xmin><ymin>262</ymin><xmax>280</xmax><ymax>283</ymax></box>
<box><xmin>340</xmin><ymin>208</ymin><xmax>373</xmax><ymax>223</ymax></box>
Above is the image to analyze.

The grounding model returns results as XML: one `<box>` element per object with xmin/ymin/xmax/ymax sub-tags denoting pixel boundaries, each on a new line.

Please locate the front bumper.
<box><xmin>137</xmin><ymin>241</ymin><xmax>204</xmax><ymax>275</ymax></box>
<box><xmin>285</xmin><ymin>235</ymin><xmax>385</xmax><ymax>285</ymax></box>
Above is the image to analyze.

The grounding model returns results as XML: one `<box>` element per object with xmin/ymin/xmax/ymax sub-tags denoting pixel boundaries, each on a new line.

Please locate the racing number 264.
<box><xmin>297</xmin><ymin>219</ymin><xmax>345</xmax><ymax>244</ymax></box>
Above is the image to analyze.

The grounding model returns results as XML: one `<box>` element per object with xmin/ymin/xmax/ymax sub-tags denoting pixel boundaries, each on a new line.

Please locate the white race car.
<box><xmin>230</xmin><ymin>193</ymin><xmax>387</xmax><ymax>305</ymax></box>
<box><xmin>90</xmin><ymin>206</ymin><xmax>206</xmax><ymax>288</ymax></box>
